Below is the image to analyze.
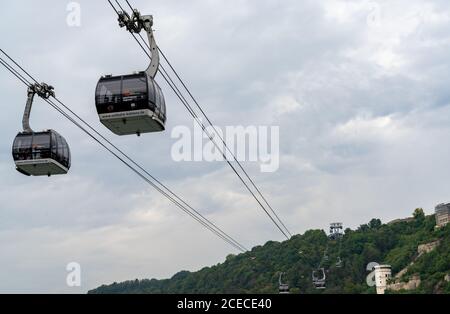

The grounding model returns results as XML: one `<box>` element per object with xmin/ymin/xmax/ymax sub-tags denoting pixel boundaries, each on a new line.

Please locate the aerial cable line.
<box><xmin>0</xmin><ymin>52</ymin><xmax>248</xmax><ymax>253</ymax></box>
<box><xmin>0</xmin><ymin>49</ymin><xmax>247</xmax><ymax>253</ymax></box>
<box><xmin>123</xmin><ymin>0</ymin><xmax>137</xmax><ymax>14</ymax></box>
<box><xmin>48</xmin><ymin>97</ymin><xmax>248</xmax><ymax>253</ymax></box>
<box><xmin>45</xmin><ymin>97</ymin><xmax>247</xmax><ymax>253</ymax></box>
<box><xmin>108</xmin><ymin>0</ymin><xmax>292</xmax><ymax>239</ymax></box>
<box><xmin>0</xmin><ymin>50</ymin><xmax>248</xmax><ymax>253</ymax></box>
<box><xmin>134</xmin><ymin>26</ymin><xmax>292</xmax><ymax>241</ymax></box>
<box><xmin>109</xmin><ymin>0</ymin><xmax>290</xmax><ymax>240</ymax></box>
<box><xmin>155</xmin><ymin>47</ymin><xmax>292</xmax><ymax>238</ymax></box>
<box><xmin>122</xmin><ymin>0</ymin><xmax>291</xmax><ymax>238</ymax></box>
<box><xmin>120</xmin><ymin>0</ymin><xmax>292</xmax><ymax>240</ymax></box>
<box><xmin>1</xmin><ymin>55</ymin><xmax>246</xmax><ymax>253</ymax></box>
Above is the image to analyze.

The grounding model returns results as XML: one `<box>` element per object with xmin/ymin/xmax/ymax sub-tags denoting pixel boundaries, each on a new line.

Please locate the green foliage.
<box><xmin>368</xmin><ymin>219</ymin><xmax>382</xmax><ymax>229</ymax></box>
<box><xmin>413</xmin><ymin>208</ymin><xmax>425</xmax><ymax>221</ymax></box>
<box><xmin>88</xmin><ymin>214</ymin><xmax>450</xmax><ymax>294</ymax></box>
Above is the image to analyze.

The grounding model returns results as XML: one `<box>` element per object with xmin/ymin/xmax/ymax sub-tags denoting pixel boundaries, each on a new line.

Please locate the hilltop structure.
<box><xmin>435</xmin><ymin>203</ymin><xmax>450</xmax><ymax>228</ymax></box>
<box><xmin>374</xmin><ymin>265</ymin><xmax>392</xmax><ymax>294</ymax></box>
<box><xmin>329</xmin><ymin>222</ymin><xmax>344</xmax><ymax>240</ymax></box>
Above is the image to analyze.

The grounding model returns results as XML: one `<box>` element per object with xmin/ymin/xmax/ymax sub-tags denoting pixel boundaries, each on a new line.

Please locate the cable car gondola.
<box><xmin>12</xmin><ymin>83</ymin><xmax>71</xmax><ymax>177</ymax></box>
<box><xmin>13</xmin><ymin>130</ymin><xmax>71</xmax><ymax>176</ymax></box>
<box><xmin>278</xmin><ymin>272</ymin><xmax>290</xmax><ymax>294</ymax></box>
<box><xmin>312</xmin><ymin>268</ymin><xmax>326</xmax><ymax>290</ymax></box>
<box><xmin>95</xmin><ymin>11</ymin><xmax>166</xmax><ymax>136</ymax></box>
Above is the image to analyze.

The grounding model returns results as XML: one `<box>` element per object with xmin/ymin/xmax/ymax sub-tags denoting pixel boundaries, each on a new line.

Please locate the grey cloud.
<box><xmin>1</xmin><ymin>0</ymin><xmax>450</xmax><ymax>292</ymax></box>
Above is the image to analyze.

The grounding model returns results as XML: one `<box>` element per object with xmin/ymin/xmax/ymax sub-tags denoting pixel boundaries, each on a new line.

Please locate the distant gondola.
<box><xmin>13</xmin><ymin>130</ymin><xmax>70</xmax><ymax>176</ymax></box>
<box><xmin>312</xmin><ymin>268</ymin><xmax>326</xmax><ymax>289</ymax></box>
<box><xmin>12</xmin><ymin>83</ymin><xmax>71</xmax><ymax>177</ymax></box>
<box><xmin>95</xmin><ymin>12</ymin><xmax>166</xmax><ymax>136</ymax></box>
<box><xmin>278</xmin><ymin>272</ymin><xmax>290</xmax><ymax>294</ymax></box>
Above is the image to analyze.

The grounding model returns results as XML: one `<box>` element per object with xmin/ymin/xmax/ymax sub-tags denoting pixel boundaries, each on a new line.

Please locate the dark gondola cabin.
<box><xmin>312</xmin><ymin>268</ymin><xmax>326</xmax><ymax>289</ymax></box>
<box><xmin>12</xmin><ymin>130</ymin><xmax>71</xmax><ymax>176</ymax></box>
<box><xmin>95</xmin><ymin>72</ymin><xmax>166</xmax><ymax>136</ymax></box>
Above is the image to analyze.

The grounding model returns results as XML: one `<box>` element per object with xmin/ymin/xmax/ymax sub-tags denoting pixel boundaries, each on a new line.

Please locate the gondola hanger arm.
<box><xmin>22</xmin><ymin>83</ymin><xmax>55</xmax><ymax>133</ymax></box>
<box><xmin>117</xmin><ymin>9</ymin><xmax>160</xmax><ymax>78</ymax></box>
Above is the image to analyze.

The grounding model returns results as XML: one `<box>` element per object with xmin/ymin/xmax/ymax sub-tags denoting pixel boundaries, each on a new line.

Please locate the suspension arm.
<box><xmin>21</xmin><ymin>83</ymin><xmax>55</xmax><ymax>133</ymax></box>
<box><xmin>117</xmin><ymin>9</ymin><xmax>160</xmax><ymax>78</ymax></box>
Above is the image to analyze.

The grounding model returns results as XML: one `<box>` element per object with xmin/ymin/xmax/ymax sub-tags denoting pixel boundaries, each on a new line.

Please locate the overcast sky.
<box><xmin>1</xmin><ymin>0</ymin><xmax>450</xmax><ymax>293</ymax></box>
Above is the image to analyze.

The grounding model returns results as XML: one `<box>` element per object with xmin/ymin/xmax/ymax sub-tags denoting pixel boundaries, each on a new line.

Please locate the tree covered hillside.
<box><xmin>89</xmin><ymin>210</ymin><xmax>450</xmax><ymax>294</ymax></box>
